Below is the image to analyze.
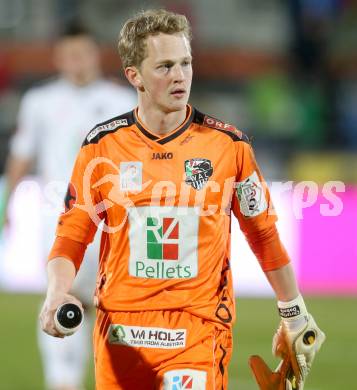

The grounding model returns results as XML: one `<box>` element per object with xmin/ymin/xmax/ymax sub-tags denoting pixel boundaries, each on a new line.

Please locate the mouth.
<box><xmin>170</xmin><ymin>89</ymin><xmax>186</xmax><ymax>98</ymax></box>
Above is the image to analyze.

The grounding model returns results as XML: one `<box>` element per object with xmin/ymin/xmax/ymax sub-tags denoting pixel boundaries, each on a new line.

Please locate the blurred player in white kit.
<box><xmin>2</xmin><ymin>24</ymin><xmax>136</xmax><ymax>390</ymax></box>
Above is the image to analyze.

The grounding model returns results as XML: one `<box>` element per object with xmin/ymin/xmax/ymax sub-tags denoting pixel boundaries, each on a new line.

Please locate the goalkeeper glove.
<box><xmin>273</xmin><ymin>295</ymin><xmax>326</xmax><ymax>389</ymax></box>
<box><xmin>249</xmin><ymin>353</ymin><xmax>296</xmax><ymax>390</ymax></box>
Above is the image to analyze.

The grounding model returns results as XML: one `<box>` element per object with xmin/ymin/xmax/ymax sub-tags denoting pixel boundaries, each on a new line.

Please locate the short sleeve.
<box><xmin>232</xmin><ymin>141</ymin><xmax>277</xmax><ymax>233</ymax></box>
<box><xmin>53</xmin><ymin>143</ymin><xmax>103</xmax><ymax>248</ymax></box>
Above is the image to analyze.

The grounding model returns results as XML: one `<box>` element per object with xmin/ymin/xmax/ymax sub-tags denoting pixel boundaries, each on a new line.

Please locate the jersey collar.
<box><xmin>134</xmin><ymin>105</ymin><xmax>194</xmax><ymax>145</ymax></box>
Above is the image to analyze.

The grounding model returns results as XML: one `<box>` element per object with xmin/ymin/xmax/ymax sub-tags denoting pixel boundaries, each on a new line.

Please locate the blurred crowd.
<box><xmin>0</xmin><ymin>0</ymin><xmax>356</xmax><ymax>182</ymax></box>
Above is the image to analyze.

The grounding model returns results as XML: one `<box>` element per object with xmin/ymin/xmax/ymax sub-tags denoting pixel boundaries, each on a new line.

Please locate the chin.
<box><xmin>168</xmin><ymin>101</ymin><xmax>187</xmax><ymax>113</ymax></box>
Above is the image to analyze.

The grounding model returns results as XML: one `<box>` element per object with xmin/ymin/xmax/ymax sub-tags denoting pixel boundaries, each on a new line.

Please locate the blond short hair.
<box><xmin>118</xmin><ymin>9</ymin><xmax>192</xmax><ymax>69</ymax></box>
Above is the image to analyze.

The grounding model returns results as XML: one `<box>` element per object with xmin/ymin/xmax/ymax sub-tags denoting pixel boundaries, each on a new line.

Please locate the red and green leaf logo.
<box><xmin>146</xmin><ymin>217</ymin><xmax>179</xmax><ymax>260</ymax></box>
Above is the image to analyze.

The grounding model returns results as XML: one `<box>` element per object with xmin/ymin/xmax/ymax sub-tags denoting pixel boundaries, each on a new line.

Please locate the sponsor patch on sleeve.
<box><xmin>204</xmin><ymin>115</ymin><xmax>241</xmax><ymax>132</ymax></box>
<box><xmin>86</xmin><ymin>118</ymin><xmax>128</xmax><ymax>143</ymax></box>
<box><xmin>203</xmin><ymin>115</ymin><xmax>248</xmax><ymax>141</ymax></box>
<box><xmin>236</xmin><ymin>171</ymin><xmax>267</xmax><ymax>217</ymax></box>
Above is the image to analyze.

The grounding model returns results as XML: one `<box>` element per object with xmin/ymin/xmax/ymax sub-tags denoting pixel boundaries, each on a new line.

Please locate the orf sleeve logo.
<box><xmin>184</xmin><ymin>158</ymin><xmax>213</xmax><ymax>190</ymax></box>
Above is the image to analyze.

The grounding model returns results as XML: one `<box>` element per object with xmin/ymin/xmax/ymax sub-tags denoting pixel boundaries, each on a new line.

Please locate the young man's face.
<box><xmin>54</xmin><ymin>35</ymin><xmax>101</xmax><ymax>86</ymax></box>
<box><xmin>137</xmin><ymin>32</ymin><xmax>193</xmax><ymax>113</ymax></box>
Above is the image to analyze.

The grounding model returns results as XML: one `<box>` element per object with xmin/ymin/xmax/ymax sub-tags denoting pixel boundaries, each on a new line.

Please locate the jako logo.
<box><xmin>172</xmin><ymin>375</ymin><xmax>193</xmax><ymax>389</ymax></box>
<box><xmin>152</xmin><ymin>152</ymin><xmax>173</xmax><ymax>160</ymax></box>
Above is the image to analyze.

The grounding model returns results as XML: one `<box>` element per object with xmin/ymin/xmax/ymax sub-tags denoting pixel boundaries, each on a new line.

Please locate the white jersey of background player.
<box><xmin>5</xmin><ymin>25</ymin><xmax>136</xmax><ymax>390</ymax></box>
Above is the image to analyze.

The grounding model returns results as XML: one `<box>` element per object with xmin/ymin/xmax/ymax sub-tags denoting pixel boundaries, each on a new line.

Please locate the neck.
<box><xmin>137</xmin><ymin>102</ymin><xmax>187</xmax><ymax>136</ymax></box>
<box><xmin>64</xmin><ymin>71</ymin><xmax>101</xmax><ymax>87</ymax></box>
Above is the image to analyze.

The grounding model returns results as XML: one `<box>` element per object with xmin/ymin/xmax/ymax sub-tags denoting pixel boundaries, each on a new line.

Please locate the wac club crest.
<box><xmin>184</xmin><ymin>158</ymin><xmax>213</xmax><ymax>190</ymax></box>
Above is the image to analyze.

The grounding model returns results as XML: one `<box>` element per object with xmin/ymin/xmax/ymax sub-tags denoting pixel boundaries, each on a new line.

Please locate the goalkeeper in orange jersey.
<box><xmin>39</xmin><ymin>9</ymin><xmax>325</xmax><ymax>389</ymax></box>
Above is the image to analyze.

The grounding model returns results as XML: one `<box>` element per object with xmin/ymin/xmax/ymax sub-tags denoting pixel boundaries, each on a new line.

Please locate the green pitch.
<box><xmin>0</xmin><ymin>294</ymin><xmax>355</xmax><ymax>389</ymax></box>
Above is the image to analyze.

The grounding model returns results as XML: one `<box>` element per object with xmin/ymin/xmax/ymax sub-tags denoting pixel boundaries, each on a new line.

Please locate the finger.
<box><xmin>63</xmin><ymin>295</ymin><xmax>84</xmax><ymax>311</ymax></box>
<box><xmin>40</xmin><ymin>313</ymin><xmax>63</xmax><ymax>337</ymax></box>
<box><xmin>42</xmin><ymin>323</ymin><xmax>65</xmax><ymax>338</ymax></box>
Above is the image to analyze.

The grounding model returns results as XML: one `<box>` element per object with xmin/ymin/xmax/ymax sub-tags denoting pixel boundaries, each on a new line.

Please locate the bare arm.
<box><xmin>39</xmin><ymin>257</ymin><xmax>83</xmax><ymax>337</ymax></box>
<box><xmin>0</xmin><ymin>155</ymin><xmax>33</xmax><ymax>228</ymax></box>
<box><xmin>47</xmin><ymin>257</ymin><xmax>76</xmax><ymax>295</ymax></box>
<box><xmin>264</xmin><ymin>262</ymin><xmax>300</xmax><ymax>302</ymax></box>
<box><xmin>266</xmin><ymin>262</ymin><xmax>309</xmax><ymax>334</ymax></box>
<box><xmin>4</xmin><ymin>155</ymin><xmax>33</xmax><ymax>194</ymax></box>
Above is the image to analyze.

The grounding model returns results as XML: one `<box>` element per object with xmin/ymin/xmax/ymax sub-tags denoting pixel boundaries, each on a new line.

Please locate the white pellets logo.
<box><xmin>108</xmin><ymin>325</ymin><xmax>187</xmax><ymax>349</ymax></box>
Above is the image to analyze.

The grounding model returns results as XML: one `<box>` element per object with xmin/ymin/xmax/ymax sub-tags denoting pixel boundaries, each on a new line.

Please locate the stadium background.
<box><xmin>0</xmin><ymin>0</ymin><xmax>356</xmax><ymax>389</ymax></box>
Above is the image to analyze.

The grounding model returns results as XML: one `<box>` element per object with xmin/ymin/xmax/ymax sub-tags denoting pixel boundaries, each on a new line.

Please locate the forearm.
<box><xmin>264</xmin><ymin>262</ymin><xmax>299</xmax><ymax>302</ymax></box>
<box><xmin>47</xmin><ymin>257</ymin><xmax>76</xmax><ymax>296</ymax></box>
<box><xmin>41</xmin><ymin>257</ymin><xmax>82</xmax><ymax>338</ymax></box>
<box><xmin>266</xmin><ymin>262</ymin><xmax>308</xmax><ymax>333</ymax></box>
<box><xmin>1</xmin><ymin>156</ymin><xmax>32</xmax><ymax>227</ymax></box>
<box><xmin>4</xmin><ymin>155</ymin><xmax>32</xmax><ymax>194</ymax></box>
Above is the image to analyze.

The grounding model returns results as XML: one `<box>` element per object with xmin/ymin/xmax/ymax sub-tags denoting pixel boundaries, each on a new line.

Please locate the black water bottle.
<box><xmin>54</xmin><ymin>303</ymin><xmax>83</xmax><ymax>336</ymax></box>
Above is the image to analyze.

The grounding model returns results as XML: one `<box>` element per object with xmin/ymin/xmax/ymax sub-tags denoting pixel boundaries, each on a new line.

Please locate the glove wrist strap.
<box><xmin>278</xmin><ymin>294</ymin><xmax>308</xmax><ymax>332</ymax></box>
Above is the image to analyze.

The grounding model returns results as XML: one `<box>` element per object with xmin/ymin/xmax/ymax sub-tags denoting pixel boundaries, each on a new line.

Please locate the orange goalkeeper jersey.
<box><xmin>50</xmin><ymin>105</ymin><xmax>289</xmax><ymax>329</ymax></box>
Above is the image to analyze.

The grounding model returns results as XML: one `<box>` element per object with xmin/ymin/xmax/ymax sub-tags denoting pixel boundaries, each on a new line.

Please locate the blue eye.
<box><xmin>159</xmin><ymin>63</ymin><xmax>172</xmax><ymax>70</ymax></box>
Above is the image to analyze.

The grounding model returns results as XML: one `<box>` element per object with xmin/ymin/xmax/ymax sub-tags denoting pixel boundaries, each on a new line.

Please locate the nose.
<box><xmin>172</xmin><ymin>64</ymin><xmax>185</xmax><ymax>82</ymax></box>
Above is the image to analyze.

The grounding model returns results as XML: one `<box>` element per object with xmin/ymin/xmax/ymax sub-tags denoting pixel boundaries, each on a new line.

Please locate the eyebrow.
<box><xmin>155</xmin><ymin>56</ymin><xmax>192</xmax><ymax>65</ymax></box>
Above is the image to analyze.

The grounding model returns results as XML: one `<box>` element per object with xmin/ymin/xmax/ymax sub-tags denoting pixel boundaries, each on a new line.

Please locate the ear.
<box><xmin>125</xmin><ymin>66</ymin><xmax>144</xmax><ymax>91</ymax></box>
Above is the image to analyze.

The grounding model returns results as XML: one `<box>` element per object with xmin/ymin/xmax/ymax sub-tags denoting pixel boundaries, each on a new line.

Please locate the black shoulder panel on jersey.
<box><xmin>193</xmin><ymin>108</ymin><xmax>250</xmax><ymax>143</ymax></box>
<box><xmin>82</xmin><ymin>110</ymin><xmax>134</xmax><ymax>146</ymax></box>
